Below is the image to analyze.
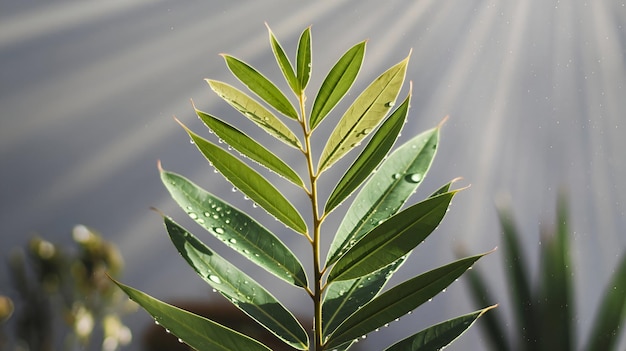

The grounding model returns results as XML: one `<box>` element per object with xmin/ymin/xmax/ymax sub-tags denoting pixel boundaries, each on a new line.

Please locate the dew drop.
<box><xmin>188</xmin><ymin>212</ymin><xmax>198</xmax><ymax>220</ymax></box>
<box><xmin>154</xmin><ymin>320</ymin><xmax>160</xmax><ymax>325</ymax></box>
<box><xmin>392</xmin><ymin>173</ymin><xmax>402</xmax><ymax>180</ymax></box>
<box><xmin>231</xmin><ymin>187</ymin><xmax>237</xmax><ymax>192</ymax></box>
<box><xmin>228</xmin><ymin>238</ymin><xmax>237</xmax><ymax>244</ymax></box>
<box><xmin>165</xmin><ymin>329</ymin><xmax>171</xmax><ymax>334</ymax></box>
<box><xmin>252</xmin><ymin>203</ymin><xmax>258</xmax><ymax>208</ymax></box>
<box><xmin>384</xmin><ymin>323</ymin><xmax>389</xmax><ymax>328</ymax></box>
<box><xmin>405</xmin><ymin>173</ymin><xmax>422</xmax><ymax>183</ymax></box>
<box><xmin>212</xmin><ymin>288</ymin><xmax>217</xmax><ymax>293</ymax></box>
<box><xmin>197</xmin><ymin>218</ymin><xmax>205</xmax><ymax>224</ymax></box>
<box><xmin>385</xmin><ymin>101</ymin><xmax>395</xmax><ymax>107</ymax></box>
<box><xmin>178</xmin><ymin>338</ymin><xmax>184</xmax><ymax>343</ymax></box>
<box><xmin>242</xmin><ymin>249</ymin><xmax>250</xmax><ymax>255</ymax></box>
<box><xmin>208</xmin><ymin>275</ymin><xmax>222</xmax><ymax>284</ymax></box>
<box><xmin>214</xmin><ymin>227</ymin><xmax>225</xmax><ymax>235</ymax></box>
<box><xmin>361</xmin><ymin>335</ymin><xmax>367</xmax><ymax>339</ymax></box>
<box><xmin>395</xmin><ymin>317</ymin><xmax>400</xmax><ymax>322</ymax></box>
<box><xmin>189</xmin><ymin>139</ymin><xmax>195</xmax><ymax>144</ymax></box>
<box><xmin>203</xmin><ymin>211</ymin><xmax>211</xmax><ymax>217</ymax></box>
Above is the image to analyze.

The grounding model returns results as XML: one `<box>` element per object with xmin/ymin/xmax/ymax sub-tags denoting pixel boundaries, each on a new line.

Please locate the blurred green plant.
<box><xmin>114</xmin><ymin>24</ymin><xmax>495</xmax><ymax>350</ymax></box>
<box><xmin>2</xmin><ymin>225</ymin><xmax>136</xmax><ymax>351</ymax></box>
<box><xmin>462</xmin><ymin>193</ymin><xmax>626</xmax><ymax>351</ymax></box>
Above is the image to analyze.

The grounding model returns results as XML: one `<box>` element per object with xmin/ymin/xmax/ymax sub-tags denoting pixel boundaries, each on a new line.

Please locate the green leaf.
<box><xmin>538</xmin><ymin>192</ymin><xmax>573</xmax><ymax>350</ymax></box>
<box><xmin>322</xmin><ymin>259</ymin><xmax>405</xmax><ymax>338</ymax></box>
<box><xmin>113</xmin><ymin>279</ymin><xmax>271</xmax><ymax>351</ymax></box>
<box><xmin>324</xmin><ymin>252</ymin><xmax>491</xmax><ymax>349</ymax></box>
<box><xmin>460</xmin><ymin>262</ymin><xmax>509</xmax><ymax>351</ymax></box>
<box><xmin>309</xmin><ymin>41</ymin><xmax>366</xmax><ymax>130</ymax></box>
<box><xmin>196</xmin><ymin>109</ymin><xmax>304</xmax><ymax>187</ymax></box>
<box><xmin>318</xmin><ymin>53</ymin><xmax>409</xmax><ymax>173</ymax></box>
<box><xmin>222</xmin><ymin>55</ymin><xmax>299</xmax><ymax>119</ymax></box>
<box><xmin>160</xmin><ymin>169</ymin><xmax>308</xmax><ymax>288</ymax></box>
<box><xmin>325</xmin><ymin>87</ymin><xmax>410</xmax><ymax>214</ymax></box>
<box><xmin>496</xmin><ymin>199</ymin><xmax>537</xmax><ymax>347</ymax></box>
<box><xmin>296</xmin><ymin>26</ymin><xmax>311</xmax><ymax>91</ymax></box>
<box><xmin>328</xmin><ymin>190</ymin><xmax>459</xmax><ymax>282</ymax></box>
<box><xmin>266</xmin><ymin>23</ymin><xmax>299</xmax><ymax>94</ymax></box>
<box><xmin>323</xmin><ymin>184</ymin><xmax>453</xmax><ymax>338</ymax></box>
<box><xmin>326</xmin><ymin>126</ymin><xmax>440</xmax><ymax>266</ymax></box>
<box><xmin>164</xmin><ymin>218</ymin><xmax>309</xmax><ymax>350</ymax></box>
<box><xmin>182</xmin><ymin>126</ymin><xmax>307</xmax><ymax>235</ymax></box>
<box><xmin>383</xmin><ymin>305</ymin><xmax>498</xmax><ymax>351</ymax></box>
<box><xmin>207</xmin><ymin>80</ymin><xmax>302</xmax><ymax>149</ymax></box>
<box><xmin>584</xmin><ymin>253</ymin><xmax>626</xmax><ymax>351</ymax></box>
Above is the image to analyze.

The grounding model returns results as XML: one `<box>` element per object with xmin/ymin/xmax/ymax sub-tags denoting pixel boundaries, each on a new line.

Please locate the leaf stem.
<box><xmin>299</xmin><ymin>92</ymin><xmax>324</xmax><ymax>351</ymax></box>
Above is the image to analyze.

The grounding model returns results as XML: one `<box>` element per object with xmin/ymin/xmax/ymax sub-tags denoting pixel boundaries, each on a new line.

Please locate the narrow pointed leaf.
<box><xmin>183</xmin><ymin>127</ymin><xmax>307</xmax><ymax>235</ymax></box>
<box><xmin>496</xmin><ymin>200</ymin><xmax>537</xmax><ymax>347</ymax></box>
<box><xmin>164</xmin><ymin>218</ymin><xmax>309</xmax><ymax>350</ymax></box>
<box><xmin>325</xmin><ymin>88</ymin><xmax>410</xmax><ymax>213</ymax></box>
<box><xmin>318</xmin><ymin>53</ymin><xmax>409</xmax><ymax>173</ymax></box>
<box><xmin>222</xmin><ymin>55</ymin><xmax>299</xmax><ymax>119</ymax></box>
<box><xmin>296</xmin><ymin>27</ymin><xmax>311</xmax><ymax>90</ymax></box>
<box><xmin>323</xmin><ymin>259</ymin><xmax>405</xmax><ymax>337</ymax></box>
<box><xmin>266</xmin><ymin>24</ymin><xmax>299</xmax><ymax>94</ymax></box>
<box><xmin>196</xmin><ymin>109</ymin><xmax>304</xmax><ymax>187</ymax></box>
<box><xmin>310</xmin><ymin>41</ymin><xmax>366</xmax><ymax>130</ymax></box>
<box><xmin>113</xmin><ymin>280</ymin><xmax>271</xmax><ymax>351</ymax></box>
<box><xmin>383</xmin><ymin>305</ymin><xmax>498</xmax><ymax>351</ymax></box>
<box><xmin>161</xmin><ymin>169</ymin><xmax>308</xmax><ymax>287</ymax></box>
<box><xmin>325</xmin><ymin>252</ymin><xmax>490</xmax><ymax>349</ymax></box>
<box><xmin>539</xmin><ymin>194</ymin><xmax>573</xmax><ymax>350</ymax></box>
<box><xmin>329</xmin><ymin>190</ymin><xmax>458</xmax><ymax>282</ymax></box>
<box><xmin>323</xmin><ymin>184</ymin><xmax>453</xmax><ymax>338</ymax></box>
<box><xmin>461</xmin><ymin>263</ymin><xmax>509</xmax><ymax>351</ymax></box>
<box><xmin>207</xmin><ymin>80</ymin><xmax>301</xmax><ymax>149</ymax></box>
<box><xmin>327</xmin><ymin>126</ymin><xmax>440</xmax><ymax>265</ymax></box>
<box><xmin>585</xmin><ymin>253</ymin><xmax>626</xmax><ymax>351</ymax></box>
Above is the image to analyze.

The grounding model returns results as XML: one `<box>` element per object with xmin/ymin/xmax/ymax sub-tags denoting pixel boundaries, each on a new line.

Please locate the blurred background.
<box><xmin>1</xmin><ymin>0</ymin><xmax>624</xmax><ymax>349</ymax></box>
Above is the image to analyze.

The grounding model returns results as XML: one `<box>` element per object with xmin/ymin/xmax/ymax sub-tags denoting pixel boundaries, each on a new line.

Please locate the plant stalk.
<box><xmin>299</xmin><ymin>92</ymin><xmax>324</xmax><ymax>351</ymax></box>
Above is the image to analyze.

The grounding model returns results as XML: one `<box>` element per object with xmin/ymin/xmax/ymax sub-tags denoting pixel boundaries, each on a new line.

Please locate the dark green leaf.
<box><xmin>196</xmin><ymin>109</ymin><xmax>304</xmax><ymax>187</ymax></box>
<box><xmin>318</xmin><ymin>53</ymin><xmax>409</xmax><ymax>173</ymax></box>
<box><xmin>538</xmin><ymin>192</ymin><xmax>573</xmax><ymax>350</ymax></box>
<box><xmin>325</xmin><ymin>252</ymin><xmax>491</xmax><ymax>349</ymax></box>
<box><xmin>207</xmin><ymin>80</ymin><xmax>301</xmax><ymax>149</ymax></box>
<box><xmin>323</xmin><ymin>184</ymin><xmax>454</xmax><ymax>338</ymax></box>
<box><xmin>326</xmin><ymin>126</ymin><xmax>440</xmax><ymax>266</ymax></box>
<box><xmin>296</xmin><ymin>27</ymin><xmax>311</xmax><ymax>91</ymax></box>
<box><xmin>310</xmin><ymin>41</ymin><xmax>366</xmax><ymax>130</ymax></box>
<box><xmin>113</xmin><ymin>280</ymin><xmax>271</xmax><ymax>351</ymax></box>
<box><xmin>584</xmin><ymin>253</ymin><xmax>626</xmax><ymax>351</ymax></box>
<box><xmin>164</xmin><ymin>218</ymin><xmax>309</xmax><ymax>350</ymax></box>
<box><xmin>322</xmin><ymin>259</ymin><xmax>405</xmax><ymax>338</ymax></box>
<box><xmin>266</xmin><ymin>23</ymin><xmax>299</xmax><ymax>94</ymax></box>
<box><xmin>325</xmin><ymin>87</ymin><xmax>410</xmax><ymax>214</ymax></box>
<box><xmin>383</xmin><ymin>305</ymin><xmax>497</xmax><ymax>351</ymax></box>
<box><xmin>222</xmin><ymin>54</ymin><xmax>299</xmax><ymax>119</ymax></box>
<box><xmin>160</xmin><ymin>169</ymin><xmax>308</xmax><ymax>287</ymax></box>
<box><xmin>182</xmin><ymin>126</ymin><xmax>307</xmax><ymax>235</ymax></box>
<box><xmin>328</xmin><ymin>190</ymin><xmax>459</xmax><ymax>282</ymax></box>
<box><xmin>496</xmin><ymin>199</ymin><xmax>537</xmax><ymax>347</ymax></box>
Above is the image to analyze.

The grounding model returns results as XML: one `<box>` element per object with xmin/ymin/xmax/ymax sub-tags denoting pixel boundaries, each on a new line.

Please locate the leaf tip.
<box><xmin>437</xmin><ymin>115</ymin><xmax>450</xmax><ymax>129</ymax></box>
<box><xmin>157</xmin><ymin>159</ymin><xmax>164</xmax><ymax>173</ymax></box>
<box><xmin>149</xmin><ymin>206</ymin><xmax>166</xmax><ymax>218</ymax></box>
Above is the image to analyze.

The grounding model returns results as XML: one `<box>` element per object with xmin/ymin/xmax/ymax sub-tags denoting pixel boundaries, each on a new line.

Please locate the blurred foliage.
<box><xmin>462</xmin><ymin>192</ymin><xmax>626</xmax><ymax>351</ymax></box>
<box><xmin>1</xmin><ymin>225</ymin><xmax>137</xmax><ymax>351</ymax></box>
